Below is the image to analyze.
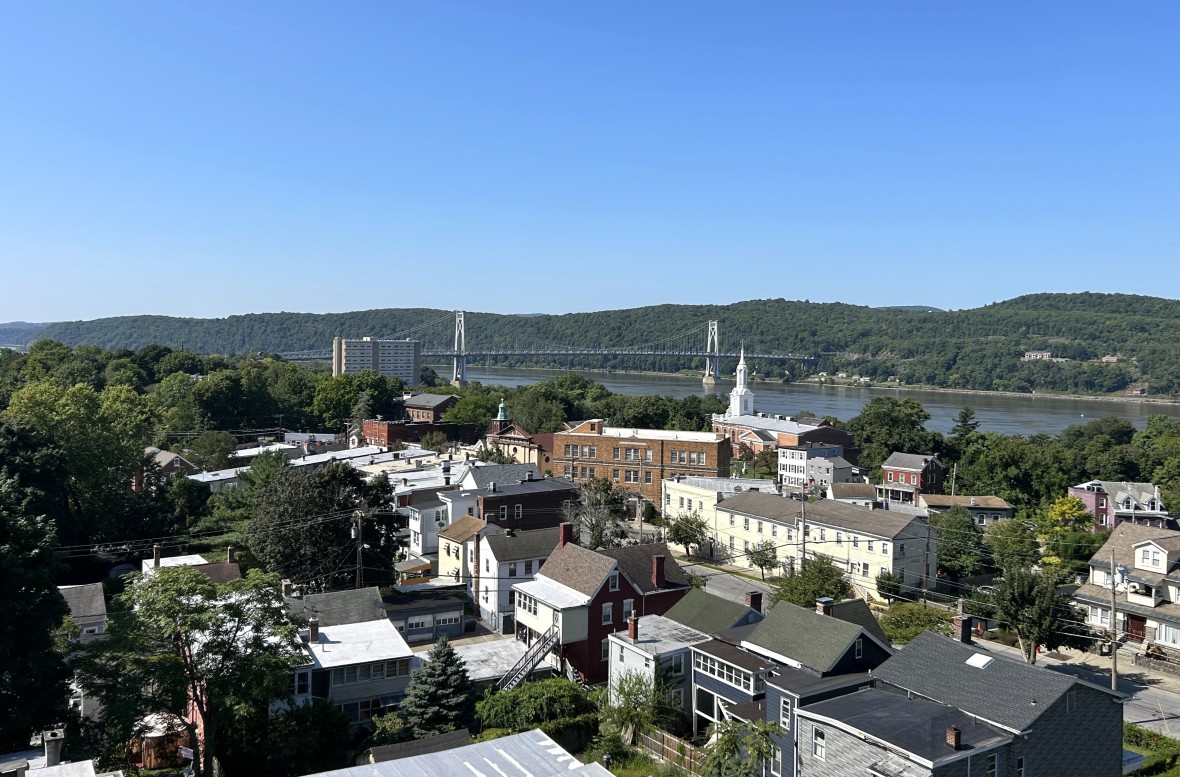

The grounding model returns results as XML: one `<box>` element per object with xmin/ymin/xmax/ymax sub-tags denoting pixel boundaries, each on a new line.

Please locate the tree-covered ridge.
<box><xmin>15</xmin><ymin>291</ymin><xmax>1180</xmax><ymax>394</ymax></box>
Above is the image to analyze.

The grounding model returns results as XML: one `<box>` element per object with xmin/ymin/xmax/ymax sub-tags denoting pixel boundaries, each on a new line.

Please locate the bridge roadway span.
<box><xmin>278</xmin><ymin>348</ymin><xmax>816</xmax><ymax>361</ymax></box>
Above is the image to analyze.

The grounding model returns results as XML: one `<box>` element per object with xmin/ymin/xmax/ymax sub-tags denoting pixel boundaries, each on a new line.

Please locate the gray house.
<box><xmin>608</xmin><ymin>615</ymin><xmax>710</xmax><ymax>725</ymax></box>
<box><xmin>796</xmin><ymin>632</ymin><xmax>1125</xmax><ymax>777</ymax></box>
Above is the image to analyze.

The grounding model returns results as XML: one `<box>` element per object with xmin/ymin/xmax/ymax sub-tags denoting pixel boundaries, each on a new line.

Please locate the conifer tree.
<box><xmin>399</xmin><ymin>636</ymin><xmax>475</xmax><ymax>738</ymax></box>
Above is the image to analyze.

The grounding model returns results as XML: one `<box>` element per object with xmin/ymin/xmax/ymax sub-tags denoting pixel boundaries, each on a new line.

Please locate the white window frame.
<box><xmin>609</xmin><ymin>571</ymin><xmax>620</xmax><ymax>591</ymax></box>
<box><xmin>812</xmin><ymin>728</ymin><xmax>825</xmax><ymax>760</ymax></box>
<box><xmin>602</xmin><ymin>602</ymin><xmax>614</xmax><ymax>625</ymax></box>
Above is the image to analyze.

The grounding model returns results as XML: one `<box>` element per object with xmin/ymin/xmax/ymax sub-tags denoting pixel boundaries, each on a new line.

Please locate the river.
<box><xmin>438</xmin><ymin>366</ymin><xmax>1180</xmax><ymax>436</ymax></box>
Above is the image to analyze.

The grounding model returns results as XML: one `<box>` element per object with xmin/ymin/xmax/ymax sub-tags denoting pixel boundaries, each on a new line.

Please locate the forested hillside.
<box><xmin>17</xmin><ymin>292</ymin><xmax>1180</xmax><ymax>395</ymax></box>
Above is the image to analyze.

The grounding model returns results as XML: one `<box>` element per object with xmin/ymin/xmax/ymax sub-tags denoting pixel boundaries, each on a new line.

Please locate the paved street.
<box><xmin>677</xmin><ymin>559</ymin><xmax>773</xmax><ymax>605</ymax></box>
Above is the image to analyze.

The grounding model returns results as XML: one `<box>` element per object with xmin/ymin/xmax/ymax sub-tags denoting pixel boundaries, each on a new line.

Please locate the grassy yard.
<box><xmin>1126</xmin><ymin>723</ymin><xmax>1180</xmax><ymax>776</ymax></box>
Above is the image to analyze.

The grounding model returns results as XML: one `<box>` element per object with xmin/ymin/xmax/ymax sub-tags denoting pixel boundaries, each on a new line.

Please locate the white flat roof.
<box><xmin>608</xmin><ymin>614</ymin><xmax>710</xmax><ymax>656</ymax></box>
<box><xmin>189</xmin><ymin>466</ymin><xmax>249</xmax><ymax>483</ymax></box>
<box><xmin>230</xmin><ymin>442</ymin><xmax>298</xmax><ymax>458</ymax></box>
<box><xmin>515</xmin><ymin>576</ymin><xmax>591</xmax><ymax>608</ymax></box>
<box><xmin>141</xmin><ymin>554</ymin><xmax>208</xmax><ymax>574</ymax></box>
<box><xmin>420</xmin><ymin>637</ymin><xmax>530</xmax><ymax>683</ymax></box>
<box><xmin>303</xmin><ymin>619</ymin><xmax>413</xmax><ymax>669</ymax></box>
<box><xmin>719</xmin><ymin>414</ymin><xmax>823</xmax><ymax>435</ymax></box>
<box><xmin>665</xmin><ymin>476</ymin><xmax>775</xmax><ymax>493</ymax></box>
<box><xmin>600</xmin><ymin>427</ymin><xmax>723</xmax><ymax>442</ymax></box>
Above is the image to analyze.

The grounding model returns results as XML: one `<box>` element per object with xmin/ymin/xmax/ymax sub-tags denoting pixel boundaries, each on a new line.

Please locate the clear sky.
<box><xmin>1</xmin><ymin>3</ymin><xmax>1178</xmax><ymax>322</ymax></box>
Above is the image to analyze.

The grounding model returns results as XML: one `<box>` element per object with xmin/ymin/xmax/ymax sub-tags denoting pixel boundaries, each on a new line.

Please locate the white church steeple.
<box><xmin>728</xmin><ymin>345</ymin><xmax>754</xmax><ymax>417</ymax></box>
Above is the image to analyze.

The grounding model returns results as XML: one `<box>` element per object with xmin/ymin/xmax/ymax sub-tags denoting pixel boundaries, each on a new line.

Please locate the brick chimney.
<box><xmin>559</xmin><ymin>522</ymin><xmax>574</xmax><ymax>548</ymax></box>
<box><xmin>816</xmin><ymin>597</ymin><xmax>834</xmax><ymax>616</ymax></box>
<box><xmin>652</xmin><ymin>555</ymin><xmax>667</xmax><ymax>588</ymax></box>
<box><xmin>282</xmin><ymin>579</ymin><xmax>294</xmax><ymax>597</ymax></box>
<box><xmin>946</xmin><ymin>725</ymin><xmax>961</xmax><ymax>751</ymax></box>
<box><xmin>226</xmin><ymin>545</ymin><xmax>236</xmax><ymax>564</ymax></box>
<box><xmin>152</xmin><ymin>544</ymin><xmax>161</xmax><ymax>568</ymax></box>
<box><xmin>308</xmin><ymin>617</ymin><xmax>320</xmax><ymax>643</ymax></box>
<box><xmin>745</xmin><ymin>591</ymin><xmax>764</xmax><ymax>613</ymax></box>
<box><xmin>628</xmin><ymin>614</ymin><xmax>639</xmax><ymax>641</ymax></box>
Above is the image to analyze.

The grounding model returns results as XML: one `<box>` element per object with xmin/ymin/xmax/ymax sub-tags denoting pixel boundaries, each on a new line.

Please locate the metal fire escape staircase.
<box><xmin>498</xmin><ymin>625</ymin><xmax>559</xmax><ymax>692</ymax></box>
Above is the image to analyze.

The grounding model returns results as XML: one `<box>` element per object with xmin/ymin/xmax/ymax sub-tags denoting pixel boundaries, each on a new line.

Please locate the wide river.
<box><xmin>442</xmin><ymin>366</ymin><xmax>1180</xmax><ymax>436</ymax></box>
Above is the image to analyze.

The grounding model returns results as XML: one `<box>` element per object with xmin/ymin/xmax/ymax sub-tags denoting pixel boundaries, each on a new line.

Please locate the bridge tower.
<box><xmin>702</xmin><ymin>320</ymin><xmax>719</xmax><ymax>386</ymax></box>
<box><xmin>451</xmin><ymin>311</ymin><xmax>467</xmax><ymax>388</ymax></box>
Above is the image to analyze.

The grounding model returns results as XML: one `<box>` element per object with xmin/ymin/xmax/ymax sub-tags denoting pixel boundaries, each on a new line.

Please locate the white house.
<box><xmin>477</xmin><ymin>526</ymin><xmax>561</xmax><ymax>632</ymax></box>
<box><xmin>607</xmin><ymin>614</ymin><xmax>710</xmax><ymax>720</ymax></box>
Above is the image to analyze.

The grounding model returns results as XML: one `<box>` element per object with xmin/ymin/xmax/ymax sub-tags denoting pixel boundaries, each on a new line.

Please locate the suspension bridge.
<box><xmin>276</xmin><ymin>312</ymin><xmax>817</xmax><ymax>387</ymax></box>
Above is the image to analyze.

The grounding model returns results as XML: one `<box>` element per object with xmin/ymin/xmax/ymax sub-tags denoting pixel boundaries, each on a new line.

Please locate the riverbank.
<box><xmin>442</xmin><ymin>362</ymin><xmax>1180</xmax><ymax>408</ymax></box>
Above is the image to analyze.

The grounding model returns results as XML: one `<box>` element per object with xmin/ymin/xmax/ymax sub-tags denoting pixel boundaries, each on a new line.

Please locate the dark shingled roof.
<box><xmin>830</xmin><ymin>483</ymin><xmax>877</xmax><ymax>500</ymax></box>
<box><xmin>664</xmin><ymin>589</ymin><xmax>759</xmax><ymax>635</ymax></box>
<box><xmin>363</xmin><ymin>729</ymin><xmax>472</xmax><ymax>764</ymax></box>
<box><xmin>598</xmin><ymin>543</ymin><xmax>691</xmax><ymax>594</ymax></box>
<box><xmin>800</xmin><ymin>687</ymin><xmax>1010</xmax><ymax>762</ymax></box>
<box><xmin>742</xmin><ymin>600</ymin><xmax>882</xmax><ymax>673</ymax></box>
<box><xmin>829</xmin><ymin>599</ymin><xmax>890</xmax><ymax>646</ymax></box>
<box><xmin>537</xmin><ymin>542</ymin><xmax>616</xmax><ymax>597</ymax></box>
<box><xmin>287</xmin><ymin>587</ymin><xmax>388</xmax><ymax>627</ymax></box>
<box><xmin>465</xmin><ymin>463</ymin><xmax>541</xmax><ymax>490</ymax></box>
<box><xmin>59</xmin><ymin>583</ymin><xmax>106</xmax><ymax>622</ymax></box>
<box><xmin>871</xmin><ymin>632</ymin><xmax>1106</xmax><ymax>732</ymax></box>
<box><xmin>191</xmin><ymin>561</ymin><xmax>243</xmax><ymax>583</ymax></box>
<box><xmin>882</xmin><ymin>452</ymin><xmax>942</xmax><ymax>471</ymax></box>
<box><xmin>403</xmin><ymin>393</ymin><xmax>459</xmax><ymax>410</ymax></box>
<box><xmin>484</xmin><ymin>527</ymin><xmax>561</xmax><ymax>563</ymax></box>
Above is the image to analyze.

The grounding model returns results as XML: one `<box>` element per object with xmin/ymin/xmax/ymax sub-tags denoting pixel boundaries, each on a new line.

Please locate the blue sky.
<box><xmin>1</xmin><ymin>3</ymin><xmax>1177</xmax><ymax>322</ymax></box>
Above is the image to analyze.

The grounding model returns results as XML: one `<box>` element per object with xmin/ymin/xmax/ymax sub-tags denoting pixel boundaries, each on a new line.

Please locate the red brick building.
<box><xmin>549</xmin><ymin>420</ymin><xmax>731</xmax><ymax>507</ymax></box>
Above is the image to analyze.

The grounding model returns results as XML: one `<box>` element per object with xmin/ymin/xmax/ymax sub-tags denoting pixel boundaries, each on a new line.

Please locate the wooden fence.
<box><xmin>636</xmin><ymin>730</ymin><xmax>706</xmax><ymax>775</ymax></box>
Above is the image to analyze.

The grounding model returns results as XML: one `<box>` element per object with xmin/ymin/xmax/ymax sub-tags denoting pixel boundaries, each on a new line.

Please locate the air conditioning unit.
<box><xmin>1127</xmin><ymin>582</ymin><xmax>1143</xmax><ymax>593</ymax></box>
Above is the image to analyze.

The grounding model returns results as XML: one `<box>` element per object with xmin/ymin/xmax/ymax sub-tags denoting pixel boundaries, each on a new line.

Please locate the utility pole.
<box><xmin>353</xmin><ymin>511</ymin><xmax>364</xmax><ymax>590</ymax></box>
<box><xmin>921</xmin><ymin>521</ymin><xmax>932</xmax><ymax>605</ymax></box>
<box><xmin>799</xmin><ymin>497</ymin><xmax>807</xmax><ymax>573</ymax></box>
<box><xmin>1110</xmin><ymin>549</ymin><xmax>1121</xmax><ymax>691</ymax></box>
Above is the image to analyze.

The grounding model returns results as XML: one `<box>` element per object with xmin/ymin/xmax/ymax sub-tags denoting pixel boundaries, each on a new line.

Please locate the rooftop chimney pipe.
<box><xmin>152</xmin><ymin>544</ymin><xmax>161</xmax><ymax>568</ymax></box>
<box><xmin>308</xmin><ymin>617</ymin><xmax>320</xmax><ymax>643</ymax></box>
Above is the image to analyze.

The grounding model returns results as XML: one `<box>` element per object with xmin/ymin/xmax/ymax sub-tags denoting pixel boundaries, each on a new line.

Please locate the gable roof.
<box><xmin>1089</xmin><ymin>521</ymin><xmax>1180</xmax><ymax>572</ymax></box>
<box><xmin>871</xmin><ymin>632</ymin><xmax>1103</xmax><ymax>732</ymax></box>
<box><xmin>882</xmin><ymin>452</ymin><xmax>942</xmax><ymax>471</ymax></box>
<box><xmin>918</xmin><ymin>494</ymin><xmax>1013</xmax><ymax>511</ymax></box>
<box><xmin>287</xmin><ymin>587</ymin><xmax>388</xmax><ymax>627</ymax></box>
<box><xmin>717</xmin><ymin>491</ymin><xmax>922</xmax><ymax>539</ymax></box>
<box><xmin>829</xmin><ymin>599</ymin><xmax>889</xmax><ymax>645</ymax></box>
<box><xmin>664</xmin><ymin>589</ymin><xmax>759</xmax><ymax>635</ymax></box>
<box><xmin>484</xmin><ymin>527</ymin><xmax>561</xmax><ymax>563</ymax></box>
<box><xmin>190</xmin><ymin>561</ymin><xmax>243</xmax><ymax>583</ymax></box>
<box><xmin>830</xmin><ymin>483</ymin><xmax>877</xmax><ymax>500</ymax></box>
<box><xmin>536</xmin><ymin>542</ymin><xmax>616</xmax><ymax>597</ymax></box>
<box><xmin>598</xmin><ymin>543</ymin><xmax>691</xmax><ymax>594</ymax></box>
<box><xmin>740</xmin><ymin>600</ymin><xmax>885</xmax><ymax>673</ymax></box>
<box><xmin>463</xmin><ymin>463</ymin><xmax>542</xmax><ymax>490</ymax></box>
<box><xmin>58</xmin><ymin>583</ymin><xmax>106</xmax><ymax>622</ymax></box>
<box><xmin>438</xmin><ymin>515</ymin><xmax>486</xmax><ymax>543</ymax></box>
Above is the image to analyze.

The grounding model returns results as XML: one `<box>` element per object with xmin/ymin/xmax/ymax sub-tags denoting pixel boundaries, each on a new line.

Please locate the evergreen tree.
<box><xmin>399</xmin><ymin>636</ymin><xmax>476</xmax><ymax>738</ymax></box>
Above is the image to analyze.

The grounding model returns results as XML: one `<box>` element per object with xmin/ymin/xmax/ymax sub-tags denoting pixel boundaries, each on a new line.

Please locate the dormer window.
<box><xmin>1124</xmin><ymin>498</ymin><xmax>1134</xmax><ymax>510</ymax></box>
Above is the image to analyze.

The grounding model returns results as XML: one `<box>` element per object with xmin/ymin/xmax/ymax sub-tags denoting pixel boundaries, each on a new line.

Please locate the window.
<box><xmin>484</xmin><ymin>558</ymin><xmax>489</xmax><ymax>572</ymax></box>
<box><xmin>887</xmin><ymin>472</ymin><xmax>894</xmax><ymax>482</ymax></box>
<box><xmin>867</xmin><ymin>540</ymin><xmax>874</xmax><ymax>552</ymax></box>
<box><xmin>602</xmin><ymin>602</ymin><xmax>614</xmax><ymax>624</ymax></box>
<box><xmin>693</xmin><ymin>653</ymin><xmax>762</xmax><ymax>692</ymax></box>
<box><xmin>699</xmin><ymin>453</ymin><xmax>707</xmax><ymax>465</ymax></box>
<box><xmin>882</xmin><ymin>543</ymin><xmax>889</xmax><ymax>555</ymax></box>
<box><xmin>861</xmin><ymin>562</ymin><xmax>870</xmax><ymax>577</ymax></box>
<box><xmin>289</xmin><ymin>671</ymin><xmax>310</xmax><ymax>696</ymax></box>
<box><xmin>612</xmin><ymin>469</ymin><xmax>620</xmax><ymax>482</ymax></box>
<box><xmin>757</xmin><ymin>521</ymin><xmax>764</xmax><ymax>534</ymax></box>
<box><xmin>437</xmin><ymin>614</ymin><xmax>461</xmax><ymax>626</ymax></box>
<box><xmin>1159</xmin><ymin>622</ymin><xmax>1180</xmax><ymax>645</ymax></box>
<box><xmin>387</xmin><ymin>658</ymin><xmax>411</xmax><ymax>676</ymax></box>
<box><xmin>1016</xmin><ymin>757</ymin><xmax>1025</xmax><ymax>777</ymax></box>
<box><xmin>836</xmin><ymin>532</ymin><xmax>842</xmax><ymax>545</ymax></box>
<box><xmin>508</xmin><ymin>563</ymin><xmax>517</xmax><ymax>577</ymax></box>
<box><xmin>698</xmin><ymin>500</ymin><xmax>703</xmax><ymax>511</ymax></box>
<box><xmin>743</xmin><ymin>517</ymin><xmax>750</xmax><ymax>530</ymax></box>
<box><xmin>669</xmin><ymin>688</ymin><xmax>684</xmax><ymax>708</ymax></box>
<box><xmin>898</xmin><ymin>543</ymin><xmax>906</xmax><ymax>557</ymax></box>
<box><xmin>588</xmin><ymin>467</ymin><xmax>596</xmax><ymax>479</ymax></box>
<box><xmin>855</xmin><ymin>638</ymin><xmax>863</xmax><ymax>659</ymax></box>
<box><xmin>508</xmin><ymin>589</ymin><xmax>515</xmax><ymax>606</ymax></box>
<box><xmin>500</xmin><ymin>505</ymin><xmax>508</xmax><ymax>520</ymax></box>
<box><xmin>986</xmin><ymin>753</ymin><xmax>996</xmax><ymax>777</ymax></box>
<box><xmin>671</xmin><ymin>653</ymin><xmax>685</xmax><ymax>675</ymax></box>
<box><xmin>623</xmin><ymin>599</ymin><xmax>634</xmax><ymax>619</ymax></box>
<box><xmin>852</xmin><ymin>536</ymin><xmax>859</xmax><ymax>548</ymax></box>
<box><xmin>779</xmin><ymin>698</ymin><xmax>791</xmax><ymax>730</ymax></box>
<box><xmin>679</xmin><ymin>496</ymin><xmax>685</xmax><ymax>509</ymax></box>
<box><xmin>563</xmin><ymin>465</ymin><xmax>572</xmax><ymax>478</ymax></box>
<box><xmin>613</xmin><ymin>447</ymin><xmax>620</xmax><ymax>460</ymax></box>
<box><xmin>728</xmin><ymin>535</ymin><xmax>735</xmax><ymax>549</ymax></box>
<box><xmin>812</xmin><ymin>728</ymin><xmax>825</xmax><ymax>760</ymax></box>
<box><xmin>772</xmin><ymin>525</ymin><xmax>778</xmax><ymax>538</ymax></box>
<box><xmin>609</xmin><ymin>571</ymin><xmax>620</xmax><ymax>591</ymax></box>
<box><xmin>729</xmin><ymin>515</ymin><xmax>735</xmax><ymax>527</ymax></box>
<box><xmin>771</xmin><ymin>748</ymin><xmax>782</xmax><ymax>777</ymax></box>
<box><xmin>359</xmin><ymin>698</ymin><xmax>382</xmax><ymax>722</ymax></box>
<box><xmin>407</xmin><ymin>618</ymin><xmax>428</xmax><ymax>630</ymax></box>
<box><xmin>515</xmin><ymin>504</ymin><xmax>523</xmax><ymax>520</ymax></box>
<box><xmin>525</xmin><ymin>560</ymin><xmax>534</xmax><ymax>575</ymax></box>
<box><xmin>1142</xmin><ymin>549</ymin><xmax>1151</xmax><ymax>564</ymax></box>
<box><xmin>340</xmin><ymin>701</ymin><xmax>359</xmax><ymax>723</ymax></box>
<box><xmin>602</xmin><ymin>638</ymin><xmax>610</xmax><ymax>661</ymax></box>
<box><xmin>645</xmin><ymin>471</ymin><xmax>652</xmax><ymax>484</ymax></box>
<box><xmin>689</xmin><ymin>452</ymin><xmax>698</xmax><ymax>465</ymax></box>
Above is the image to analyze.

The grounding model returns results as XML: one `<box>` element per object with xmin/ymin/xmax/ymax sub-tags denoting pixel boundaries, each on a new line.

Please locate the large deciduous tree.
<box><xmin>78</xmin><ymin>567</ymin><xmax>305</xmax><ymax>776</ymax></box>
<box><xmin>845</xmin><ymin>397</ymin><xmax>936</xmax><ymax>473</ymax></box>
<box><xmin>0</xmin><ymin>423</ymin><xmax>71</xmax><ymax>751</ymax></box>
<box><xmin>665</xmin><ymin>511</ymin><xmax>709</xmax><ymax>557</ymax></box>
<box><xmin>930</xmin><ymin>506</ymin><xmax>986</xmax><ymax>579</ymax></box>
<box><xmin>772</xmin><ymin>555</ymin><xmax>852</xmax><ymax>608</ymax></box>
<box><xmin>993</xmin><ymin>568</ymin><xmax>1089</xmax><ymax>664</ymax></box>
<box><xmin>983</xmin><ymin>519</ymin><xmax>1040</xmax><ymax>572</ymax></box>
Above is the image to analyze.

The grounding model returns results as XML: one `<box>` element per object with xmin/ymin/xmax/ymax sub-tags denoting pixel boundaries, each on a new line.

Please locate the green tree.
<box><xmin>246</xmin><ymin>462</ymin><xmax>364</xmax><ymax>589</ymax></box>
<box><xmin>78</xmin><ymin>567</ymin><xmax>305</xmax><ymax>776</ymax></box>
<box><xmin>983</xmin><ymin>520</ymin><xmax>1040</xmax><ymax>572</ymax></box>
<box><xmin>266</xmin><ymin>699</ymin><xmax>351</xmax><ymax>777</ymax></box>
<box><xmin>573</xmin><ymin>479</ymin><xmax>630</xmax><ymax>550</ymax></box>
<box><xmin>845</xmin><ymin>396</ymin><xmax>937</xmax><ymax>472</ymax></box>
<box><xmin>930</xmin><ymin>507</ymin><xmax>986</xmax><ymax>579</ymax></box>
<box><xmin>420</xmin><ymin>431</ymin><xmax>451</xmax><ymax>454</ymax></box>
<box><xmin>878</xmin><ymin>602</ymin><xmax>953</xmax><ymax>645</ymax></box>
<box><xmin>746</xmin><ymin>540</ymin><xmax>780</xmax><ymax>581</ymax></box>
<box><xmin>875</xmin><ymin>570</ymin><xmax>904</xmax><ymax>601</ymax></box>
<box><xmin>476</xmin><ymin>678</ymin><xmax>595</xmax><ymax>733</ymax></box>
<box><xmin>400</xmin><ymin>636</ymin><xmax>476</xmax><ymax>738</ymax></box>
<box><xmin>701</xmin><ymin>719</ymin><xmax>777</xmax><ymax>777</ymax></box>
<box><xmin>772</xmin><ymin>555</ymin><xmax>852</xmax><ymax>608</ymax></box>
<box><xmin>993</xmin><ymin>568</ymin><xmax>1090</xmax><ymax>664</ymax></box>
<box><xmin>0</xmin><ymin>431</ymin><xmax>71</xmax><ymax>751</ymax></box>
<box><xmin>187</xmin><ymin>430</ymin><xmax>238</xmax><ymax>471</ymax></box>
<box><xmin>665</xmin><ymin>511</ymin><xmax>709</xmax><ymax>557</ymax></box>
<box><xmin>368</xmin><ymin>712</ymin><xmax>412</xmax><ymax>746</ymax></box>
<box><xmin>603</xmin><ymin>669</ymin><xmax>679</xmax><ymax>744</ymax></box>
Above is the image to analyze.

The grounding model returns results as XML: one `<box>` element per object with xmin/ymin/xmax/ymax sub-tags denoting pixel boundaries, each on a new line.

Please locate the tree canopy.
<box><xmin>772</xmin><ymin>555</ymin><xmax>852</xmax><ymax>608</ymax></box>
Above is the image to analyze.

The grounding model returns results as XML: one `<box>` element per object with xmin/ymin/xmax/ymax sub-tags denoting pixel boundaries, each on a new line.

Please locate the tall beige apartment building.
<box><xmin>331</xmin><ymin>336</ymin><xmax>421</xmax><ymax>384</ymax></box>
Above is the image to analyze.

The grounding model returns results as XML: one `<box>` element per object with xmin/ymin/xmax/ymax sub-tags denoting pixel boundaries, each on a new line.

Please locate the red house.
<box><xmin>877</xmin><ymin>452</ymin><xmax>944</xmax><ymax>505</ymax></box>
<box><xmin>509</xmin><ymin>525</ymin><xmax>691</xmax><ymax>686</ymax></box>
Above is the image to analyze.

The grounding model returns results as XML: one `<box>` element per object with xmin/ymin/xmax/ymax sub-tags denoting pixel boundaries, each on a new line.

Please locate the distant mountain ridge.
<box><xmin>9</xmin><ymin>292</ymin><xmax>1180</xmax><ymax>395</ymax></box>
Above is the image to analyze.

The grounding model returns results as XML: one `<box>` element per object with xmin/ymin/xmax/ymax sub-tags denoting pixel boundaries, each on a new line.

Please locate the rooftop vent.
<box><xmin>965</xmin><ymin>653</ymin><xmax>994</xmax><ymax>669</ymax></box>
